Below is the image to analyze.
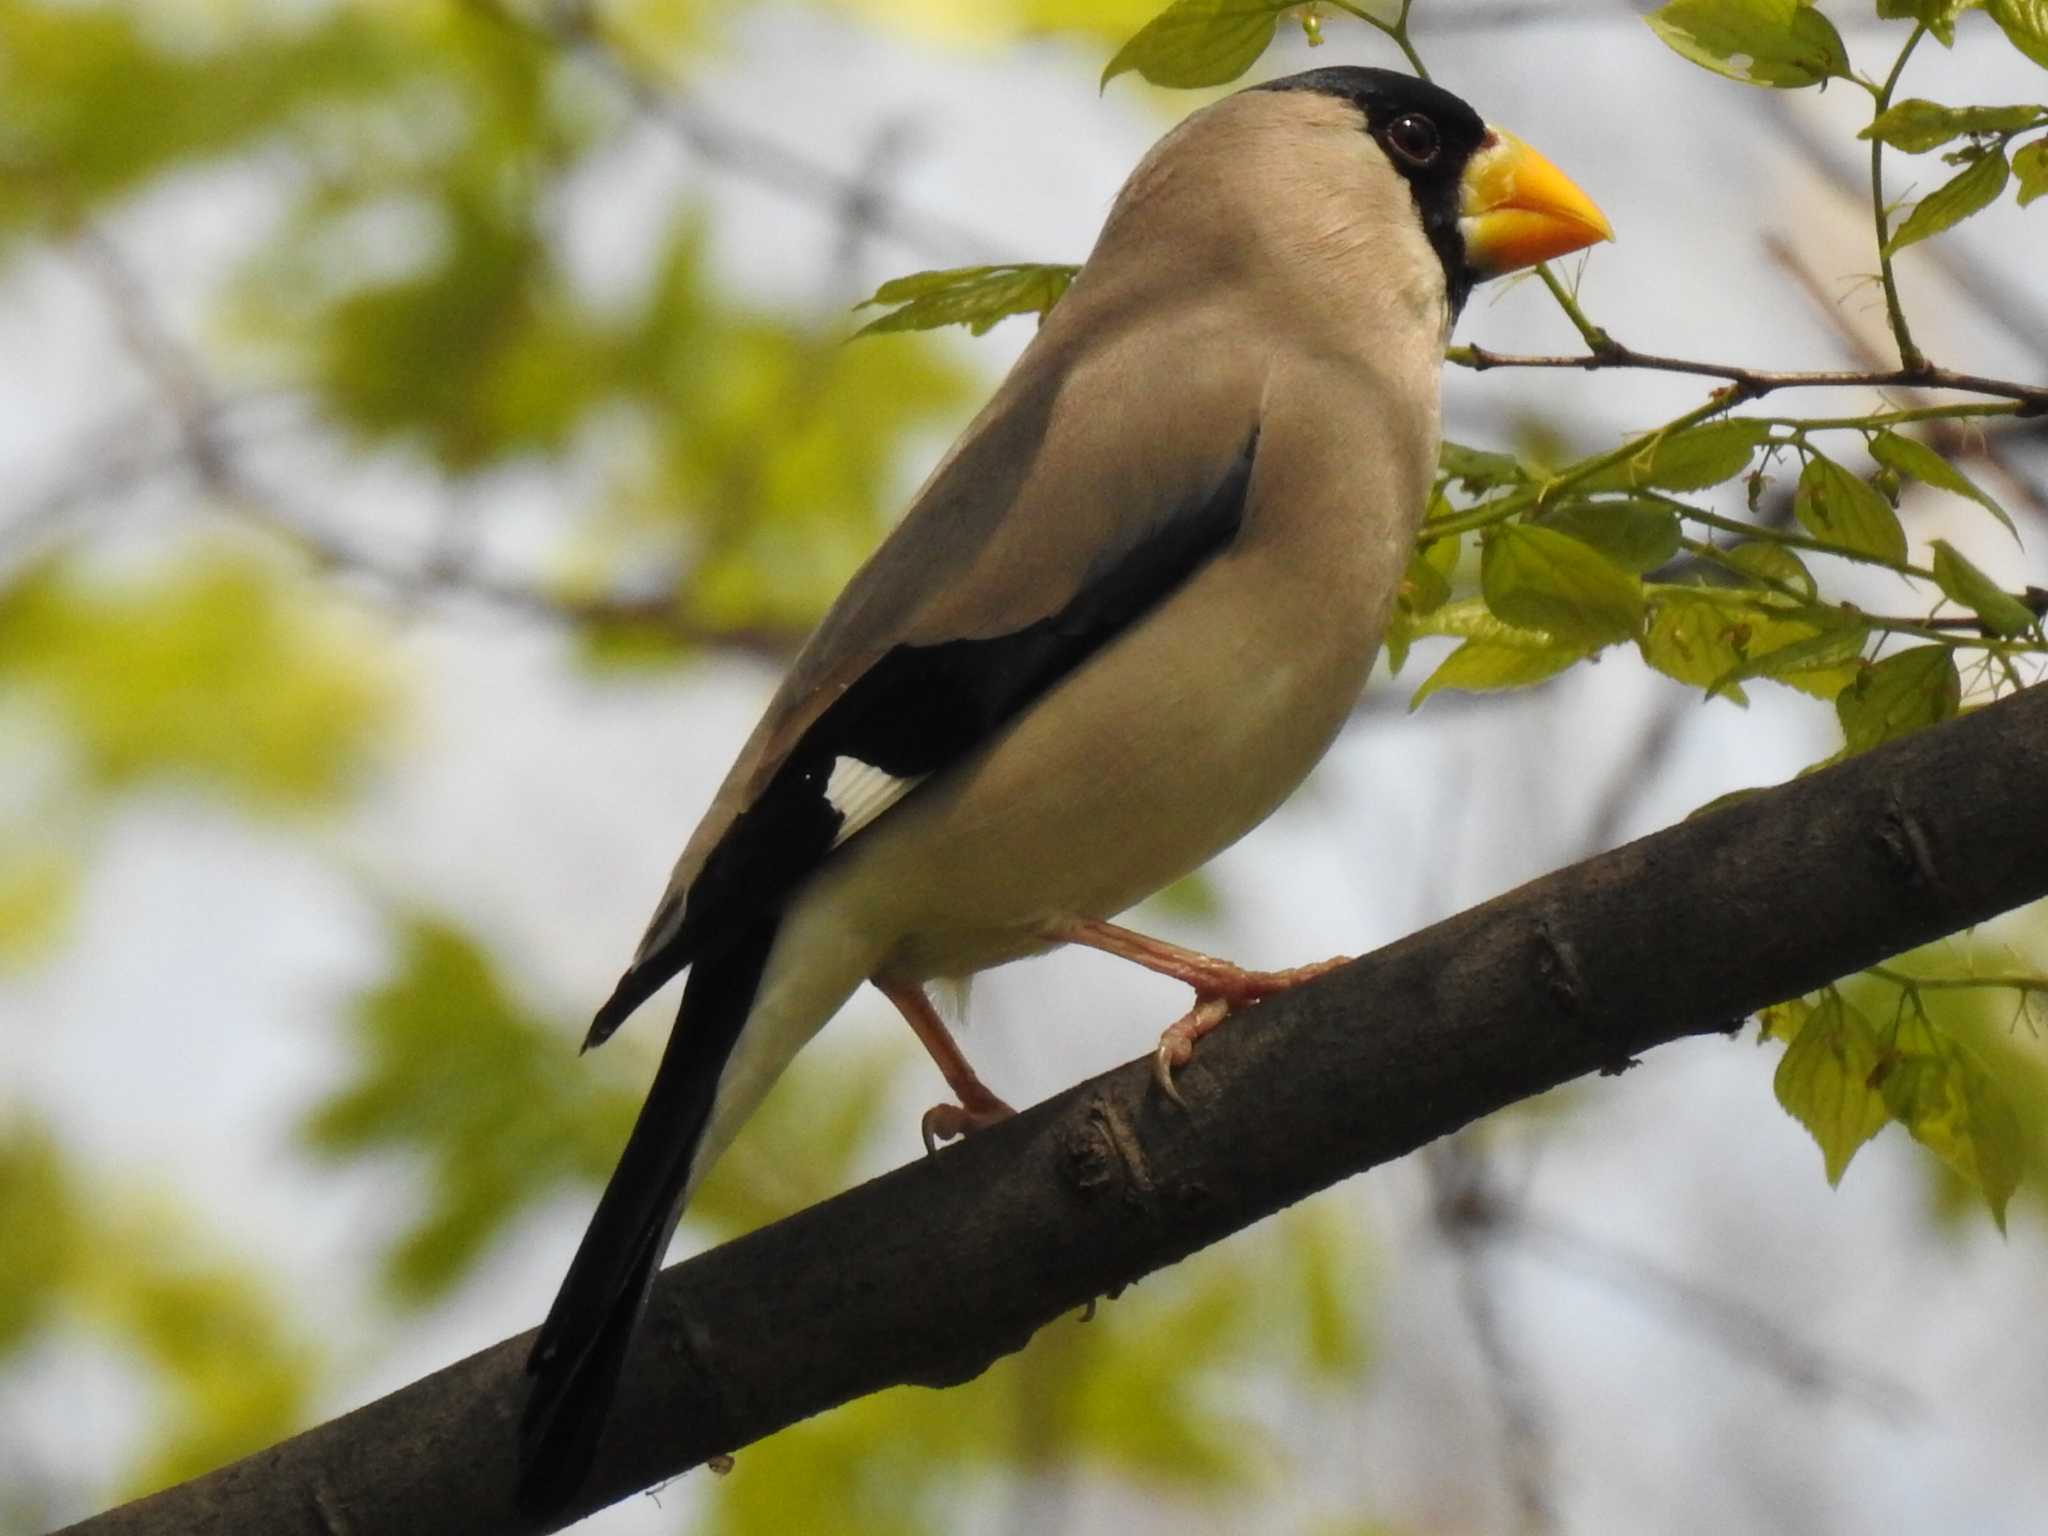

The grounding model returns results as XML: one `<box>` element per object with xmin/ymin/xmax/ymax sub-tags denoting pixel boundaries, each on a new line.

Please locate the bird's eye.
<box><xmin>1385</xmin><ymin>113</ymin><xmax>1440</xmax><ymax>167</ymax></box>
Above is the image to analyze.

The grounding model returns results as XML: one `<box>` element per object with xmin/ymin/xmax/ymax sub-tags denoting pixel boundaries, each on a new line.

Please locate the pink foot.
<box><xmin>920</xmin><ymin>1090</ymin><xmax>1018</xmax><ymax>1153</ymax></box>
<box><xmin>1152</xmin><ymin>955</ymin><xmax>1354</xmax><ymax>1104</ymax></box>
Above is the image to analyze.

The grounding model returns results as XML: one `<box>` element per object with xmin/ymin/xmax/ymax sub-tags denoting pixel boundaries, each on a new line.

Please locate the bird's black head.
<box><xmin>1255</xmin><ymin>68</ymin><xmax>1493</xmax><ymax>315</ymax></box>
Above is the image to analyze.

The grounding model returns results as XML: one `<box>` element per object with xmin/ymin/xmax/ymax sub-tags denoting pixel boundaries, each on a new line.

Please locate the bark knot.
<box><xmin>1069</xmin><ymin>1093</ymin><xmax>1156</xmax><ymax>1207</ymax></box>
<box><xmin>1877</xmin><ymin>786</ymin><xmax>1945</xmax><ymax>902</ymax></box>
<box><xmin>1533</xmin><ymin>918</ymin><xmax>1585</xmax><ymax>1014</ymax></box>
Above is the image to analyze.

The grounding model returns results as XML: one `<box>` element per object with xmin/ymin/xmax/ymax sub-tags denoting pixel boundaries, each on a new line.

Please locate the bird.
<box><xmin>517</xmin><ymin>64</ymin><xmax>1610</xmax><ymax>1513</ymax></box>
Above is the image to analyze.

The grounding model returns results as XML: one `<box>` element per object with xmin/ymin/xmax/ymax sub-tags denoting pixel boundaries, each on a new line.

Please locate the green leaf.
<box><xmin>1577</xmin><ymin>418</ymin><xmax>1771</xmax><ymax>494</ymax></box>
<box><xmin>1758</xmin><ymin>999</ymin><xmax>1807</xmax><ymax>1044</ymax></box>
<box><xmin>1886</xmin><ymin>147</ymin><xmax>2012</xmax><ymax>253</ymax></box>
<box><xmin>1642</xmin><ymin>590</ymin><xmax>1758</xmax><ymax>702</ymax></box>
<box><xmin>1409</xmin><ymin>610</ymin><xmax>1584</xmax><ymax>707</ymax></box>
<box><xmin>1880</xmin><ymin>1011</ymin><xmax>2024</xmax><ymax>1229</ymax></box>
<box><xmin>1835</xmin><ymin>646</ymin><xmax>1961</xmax><ymax>754</ymax></box>
<box><xmin>1482</xmin><ymin>523</ymin><xmax>1646</xmax><ymax>649</ymax></box>
<box><xmin>1723</xmin><ymin>539</ymin><xmax>1818</xmax><ymax>598</ymax></box>
<box><xmin>1529</xmin><ymin>500</ymin><xmax>1682</xmax><ymax>573</ymax></box>
<box><xmin>853</xmin><ymin>264</ymin><xmax>1079</xmax><ymax>337</ymax></box>
<box><xmin>1100</xmin><ymin>0</ymin><xmax>1294</xmax><ymax>89</ymax></box>
<box><xmin>1411</xmin><ymin>637</ymin><xmax>1579</xmax><ymax>705</ymax></box>
<box><xmin>1773</xmin><ymin>993</ymin><xmax>1890</xmax><ymax>1185</ymax></box>
<box><xmin>1401</xmin><ymin>536</ymin><xmax>1458</xmax><ymax>617</ymax></box>
<box><xmin>1860</xmin><ymin>99</ymin><xmax>2044</xmax><ymax>152</ymax></box>
<box><xmin>1876</xmin><ymin>0</ymin><xmax>1977</xmax><ymax>47</ymax></box>
<box><xmin>2015</xmin><ymin>138</ymin><xmax>2048</xmax><ymax>204</ymax></box>
<box><xmin>1868</xmin><ymin>429</ymin><xmax>2017</xmax><ymax>537</ymax></box>
<box><xmin>1988</xmin><ymin>0</ymin><xmax>2048</xmax><ymax>68</ymax></box>
<box><xmin>1389</xmin><ymin>533</ymin><xmax>1462</xmax><ymax>674</ymax></box>
<box><xmin>1792</xmin><ymin>452</ymin><xmax>1908</xmax><ymax>562</ymax></box>
<box><xmin>1645</xmin><ymin>0</ymin><xmax>1851</xmax><ymax>87</ymax></box>
<box><xmin>1737</xmin><ymin>620</ymin><xmax>1871</xmax><ymax>699</ymax></box>
<box><xmin>1929</xmin><ymin>540</ymin><xmax>2038</xmax><ymax>635</ymax></box>
<box><xmin>1640</xmin><ymin>589</ymin><xmax>1866</xmax><ymax>702</ymax></box>
<box><xmin>1438</xmin><ymin>440</ymin><xmax>1528</xmax><ymax>494</ymax></box>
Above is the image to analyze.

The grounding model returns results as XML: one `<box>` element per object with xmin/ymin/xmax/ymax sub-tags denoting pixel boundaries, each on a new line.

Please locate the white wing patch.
<box><xmin>825</xmin><ymin>755</ymin><xmax>923</xmax><ymax>847</ymax></box>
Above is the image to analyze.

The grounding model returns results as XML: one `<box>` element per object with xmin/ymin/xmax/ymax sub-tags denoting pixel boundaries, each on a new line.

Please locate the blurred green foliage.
<box><xmin>0</xmin><ymin>843</ymin><xmax>74</xmax><ymax>974</ymax></box>
<box><xmin>304</xmin><ymin>917</ymin><xmax>644</xmax><ymax>1302</ymax></box>
<box><xmin>0</xmin><ymin>1123</ymin><xmax>315</xmax><ymax>1500</ymax></box>
<box><xmin>0</xmin><ymin>549</ymin><xmax>394</xmax><ymax>806</ymax></box>
<box><xmin>706</xmin><ymin>1205</ymin><xmax>1376</xmax><ymax>1536</ymax></box>
<box><xmin>0</xmin><ymin>2</ymin><xmax>399</xmax><ymax>243</ymax></box>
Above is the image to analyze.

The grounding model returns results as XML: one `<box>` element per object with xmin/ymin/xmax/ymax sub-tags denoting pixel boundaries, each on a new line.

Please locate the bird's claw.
<box><xmin>920</xmin><ymin>1092</ymin><xmax>1017</xmax><ymax>1154</ymax></box>
<box><xmin>1149</xmin><ymin>955</ymin><xmax>1354</xmax><ymax>1107</ymax></box>
<box><xmin>1153</xmin><ymin>995</ymin><xmax>1230</xmax><ymax>1107</ymax></box>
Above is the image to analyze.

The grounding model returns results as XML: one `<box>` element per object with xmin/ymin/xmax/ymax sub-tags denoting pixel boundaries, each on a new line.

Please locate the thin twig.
<box><xmin>1868</xmin><ymin>24</ymin><xmax>1930</xmax><ymax>371</ymax></box>
<box><xmin>463</xmin><ymin>0</ymin><xmax>990</xmax><ymax>266</ymax></box>
<box><xmin>1763</xmin><ymin>232</ymin><xmax>2048</xmax><ymax>530</ymax></box>
<box><xmin>1534</xmin><ymin>262</ymin><xmax>1614</xmax><ymax>353</ymax></box>
<box><xmin>1328</xmin><ymin>0</ymin><xmax>1431</xmax><ymax>79</ymax></box>
<box><xmin>1450</xmin><ymin>343</ymin><xmax>2046</xmax><ymax>415</ymax></box>
<box><xmin>69</xmin><ymin>225</ymin><xmax>238</xmax><ymax>492</ymax></box>
<box><xmin>1866</xmin><ymin>965</ymin><xmax>2048</xmax><ymax>996</ymax></box>
<box><xmin>1426</xmin><ymin>1139</ymin><xmax>1556</xmax><ymax>1536</ymax></box>
<box><xmin>1506</xmin><ymin>1211</ymin><xmax>1921</xmax><ymax>1421</ymax></box>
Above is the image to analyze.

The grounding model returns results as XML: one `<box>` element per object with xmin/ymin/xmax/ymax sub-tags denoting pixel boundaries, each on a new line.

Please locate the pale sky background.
<box><xmin>3</xmin><ymin>3</ymin><xmax>2047</xmax><ymax>1533</ymax></box>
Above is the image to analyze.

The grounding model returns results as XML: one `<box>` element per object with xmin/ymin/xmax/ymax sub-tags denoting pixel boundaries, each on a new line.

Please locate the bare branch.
<box><xmin>1449</xmin><ymin>342</ymin><xmax>2048</xmax><ymax>415</ymax></box>
<box><xmin>55</xmin><ymin>682</ymin><xmax>2048</xmax><ymax>1536</ymax></box>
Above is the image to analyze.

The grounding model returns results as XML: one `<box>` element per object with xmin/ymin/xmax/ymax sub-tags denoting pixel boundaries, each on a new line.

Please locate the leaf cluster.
<box><xmin>1763</xmin><ymin>965</ymin><xmax>2031</xmax><ymax>1230</ymax></box>
<box><xmin>1391</xmin><ymin>416</ymin><xmax>2033</xmax><ymax>725</ymax></box>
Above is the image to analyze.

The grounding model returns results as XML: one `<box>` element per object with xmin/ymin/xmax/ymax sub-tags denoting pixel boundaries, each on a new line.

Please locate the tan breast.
<box><xmin>812</xmin><ymin>346</ymin><xmax>1440</xmax><ymax>982</ymax></box>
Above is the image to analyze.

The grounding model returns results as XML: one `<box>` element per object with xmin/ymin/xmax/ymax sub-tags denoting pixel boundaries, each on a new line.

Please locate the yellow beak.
<box><xmin>1459</xmin><ymin>129</ymin><xmax>1613</xmax><ymax>277</ymax></box>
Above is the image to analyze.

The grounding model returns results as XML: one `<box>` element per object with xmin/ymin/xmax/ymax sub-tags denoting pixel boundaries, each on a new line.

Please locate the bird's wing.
<box><xmin>586</xmin><ymin>292</ymin><xmax>1267</xmax><ymax>1045</ymax></box>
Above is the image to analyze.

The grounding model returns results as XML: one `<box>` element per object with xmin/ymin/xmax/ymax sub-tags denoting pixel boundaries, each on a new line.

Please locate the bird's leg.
<box><xmin>1044</xmin><ymin>916</ymin><xmax>1353</xmax><ymax>1103</ymax></box>
<box><xmin>873</xmin><ymin>976</ymin><xmax>1017</xmax><ymax>1152</ymax></box>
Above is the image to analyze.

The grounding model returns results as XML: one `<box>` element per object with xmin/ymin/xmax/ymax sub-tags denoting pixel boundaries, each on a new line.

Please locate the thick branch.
<box><xmin>1449</xmin><ymin>341</ymin><xmax>2048</xmax><ymax>415</ymax></box>
<box><xmin>58</xmin><ymin>684</ymin><xmax>2048</xmax><ymax>1536</ymax></box>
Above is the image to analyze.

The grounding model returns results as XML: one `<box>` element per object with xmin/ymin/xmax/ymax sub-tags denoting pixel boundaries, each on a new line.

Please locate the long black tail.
<box><xmin>515</xmin><ymin>918</ymin><xmax>779</xmax><ymax>1516</ymax></box>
